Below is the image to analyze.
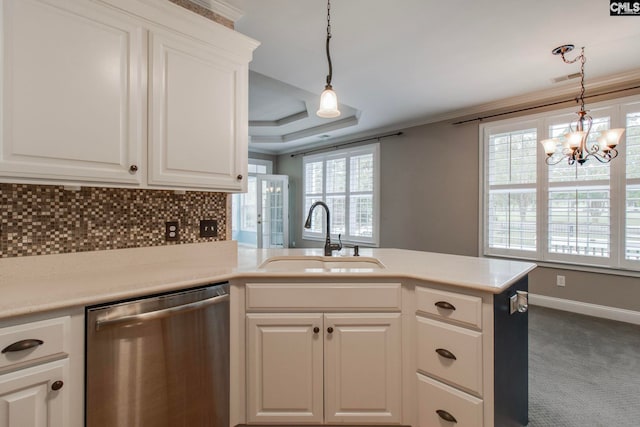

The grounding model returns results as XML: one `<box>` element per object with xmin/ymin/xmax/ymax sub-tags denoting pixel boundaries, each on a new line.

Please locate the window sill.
<box><xmin>483</xmin><ymin>254</ymin><xmax>640</xmax><ymax>278</ymax></box>
<box><xmin>302</xmin><ymin>236</ymin><xmax>379</xmax><ymax>248</ymax></box>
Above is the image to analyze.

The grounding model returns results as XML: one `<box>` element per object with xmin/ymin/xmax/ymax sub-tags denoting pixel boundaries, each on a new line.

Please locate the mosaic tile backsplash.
<box><xmin>0</xmin><ymin>184</ymin><xmax>229</xmax><ymax>258</ymax></box>
<box><xmin>169</xmin><ymin>0</ymin><xmax>234</xmax><ymax>29</ymax></box>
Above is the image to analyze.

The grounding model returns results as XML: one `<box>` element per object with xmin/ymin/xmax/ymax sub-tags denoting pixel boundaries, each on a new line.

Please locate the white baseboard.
<box><xmin>529</xmin><ymin>294</ymin><xmax>640</xmax><ymax>325</ymax></box>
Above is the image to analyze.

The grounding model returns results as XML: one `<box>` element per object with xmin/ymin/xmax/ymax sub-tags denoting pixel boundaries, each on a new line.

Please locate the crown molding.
<box><xmin>422</xmin><ymin>68</ymin><xmax>640</xmax><ymax>126</ymax></box>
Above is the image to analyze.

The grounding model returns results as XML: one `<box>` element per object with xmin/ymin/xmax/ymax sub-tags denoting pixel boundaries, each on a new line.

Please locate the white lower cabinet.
<box><xmin>246</xmin><ymin>313</ymin><xmax>323</xmax><ymax>424</ymax></box>
<box><xmin>0</xmin><ymin>310</ymin><xmax>84</xmax><ymax>427</ymax></box>
<box><xmin>415</xmin><ymin>285</ymin><xmax>486</xmax><ymax>427</ymax></box>
<box><xmin>0</xmin><ymin>360</ymin><xmax>68</xmax><ymax>427</ymax></box>
<box><xmin>246</xmin><ymin>312</ymin><xmax>402</xmax><ymax>425</ymax></box>
<box><xmin>417</xmin><ymin>373</ymin><xmax>483</xmax><ymax>427</ymax></box>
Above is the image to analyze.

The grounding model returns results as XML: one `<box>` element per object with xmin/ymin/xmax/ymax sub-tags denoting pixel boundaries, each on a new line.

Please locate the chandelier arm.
<box><xmin>544</xmin><ymin>154</ymin><xmax>570</xmax><ymax>166</ymax></box>
<box><xmin>587</xmin><ymin>152</ymin><xmax>612</xmax><ymax>164</ymax></box>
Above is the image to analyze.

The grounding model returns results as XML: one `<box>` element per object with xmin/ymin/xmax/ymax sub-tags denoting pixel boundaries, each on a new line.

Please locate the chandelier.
<box><xmin>316</xmin><ymin>0</ymin><xmax>341</xmax><ymax>118</ymax></box>
<box><xmin>540</xmin><ymin>45</ymin><xmax>625</xmax><ymax>165</ymax></box>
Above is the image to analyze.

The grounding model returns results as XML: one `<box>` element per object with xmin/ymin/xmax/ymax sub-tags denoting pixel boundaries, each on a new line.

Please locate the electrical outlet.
<box><xmin>200</xmin><ymin>220</ymin><xmax>217</xmax><ymax>238</ymax></box>
<box><xmin>556</xmin><ymin>275</ymin><xmax>566</xmax><ymax>287</ymax></box>
<box><xmin>165</xmin><ymin>221</ymin><xmax>179</xmax><ymax>241</ymax></box>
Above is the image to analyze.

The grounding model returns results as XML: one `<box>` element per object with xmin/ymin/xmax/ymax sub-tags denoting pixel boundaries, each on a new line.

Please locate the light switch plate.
<box><xmin>200</xmin><ymin>220</ymin><xmax>217</xmax><ymax>238</ymax></box>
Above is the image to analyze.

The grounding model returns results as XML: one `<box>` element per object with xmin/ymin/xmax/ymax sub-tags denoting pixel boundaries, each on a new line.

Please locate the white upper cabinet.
<box><xmin>0</xmin><ymin>0</ymin><xmax>145</xmax><ymax>184</ymax></box>
<box><xmin>0</xmin><ymin>0</ymin><xmax>258</xmax><ymax>191</ymax></box>
<box><xmin>148</xmin><ymin>27</ymin><xmax>248</xmax><ymax>190</ymax></box>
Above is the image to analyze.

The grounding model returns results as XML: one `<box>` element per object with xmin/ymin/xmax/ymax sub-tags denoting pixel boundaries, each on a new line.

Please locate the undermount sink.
<box><xmin>259</xmin><ymin>256</ymin><xmax>385</xmax><ymax>271</ymax></box>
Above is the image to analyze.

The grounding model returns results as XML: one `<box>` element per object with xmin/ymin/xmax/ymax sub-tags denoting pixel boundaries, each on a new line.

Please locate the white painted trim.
<box><xmin>529</xmin><ymin>294</ymin><xmax>640</xmax><ymax>325</ymax></box>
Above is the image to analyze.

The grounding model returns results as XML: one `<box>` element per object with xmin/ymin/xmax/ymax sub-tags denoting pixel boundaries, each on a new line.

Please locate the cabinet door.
<box><xmin>246</xmin><ymin>313</ymin><xmax>323</xmax><ymax>424</ymax></box>
<box><xmin>324</xmin><ymin>313</ymin><xmax>402</xmax><ymax>424</ymax></box>
<box><xmin>0</xmin><ymin>0</ymin><xmax>145</xmax><ymax>184</ymax></box>
<box><xmin>149</xmin><ymin>27</ymin><xmax>248</xmax><ymax>191</ymax></box>
<box><xmin>0</xmin><ymin>359</ymin><xmax>68</xmax><ymax>427</ymax></box>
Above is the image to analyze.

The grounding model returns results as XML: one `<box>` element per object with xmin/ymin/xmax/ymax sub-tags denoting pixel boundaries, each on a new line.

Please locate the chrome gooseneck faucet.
<box><xmin>304</xmin><ymin>201</ymin><xmax>342</xmax><ymax>256</ymax></box>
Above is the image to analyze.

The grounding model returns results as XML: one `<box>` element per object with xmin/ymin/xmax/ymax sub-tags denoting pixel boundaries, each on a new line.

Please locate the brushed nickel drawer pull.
<box><xmin>2</xmin><ymin>339</ymin><xmax>44</xmax><ymax>353</ymax></box>
<box><xmin>435</xmin><ymin>301</ymin><xmax>456</xmax><ymax>311</ymax></box>
<box><xmin>435</xmin><ymin>348</ymin><xmax>457</xmax><ymax>360</ymax></box>
<box><xmin>436</xmin><ymin>409</ymin><xmax>457</xmax><ymax>423</ymax></box>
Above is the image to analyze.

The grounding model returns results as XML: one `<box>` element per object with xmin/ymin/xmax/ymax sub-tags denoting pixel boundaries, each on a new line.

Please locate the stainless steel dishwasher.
<box><xmin>85</xmin><ymin>283</ymin><xmax>229</xmax><ymax>427</ymax></box>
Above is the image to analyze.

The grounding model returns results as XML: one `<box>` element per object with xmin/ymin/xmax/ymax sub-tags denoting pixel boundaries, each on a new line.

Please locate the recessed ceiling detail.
<box><xmin>248</xmin><ymin>71</ymin><xmax>359</xmax><ymax>149</ymax></box>
<box><xmin>249</xmin><ymin>110</ymin><xmax>309</xmax><ymax>127</ymax></box>
<box><xmin>251</xmin><ymin>115</ymin><xmax>359</xmax><ymax>143</ymax></box>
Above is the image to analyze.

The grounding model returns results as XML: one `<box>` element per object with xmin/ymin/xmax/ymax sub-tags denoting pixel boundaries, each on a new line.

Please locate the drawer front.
<box><xmin>416</xmin><ymin>286</ymin><xmax>482</xmax><ymax>329</ymax></box>
<box><xmin>0</xmin><ymin>316</ymin><xmax>69</xmax><ymax>371</ymax></box>
<box><xmin>416</xmin><ymin>316</ymin><xmax>483</xmax><ymax>396</ymax></box>
<box><xmin>417</xmin><ymin>373</ymin><xmax>483</xmax><ymax>427</ymax></box>
<box><xmin>245</xmin><ymin>283</ymin><xmax>402</xmax><ymax>311</ymax></box>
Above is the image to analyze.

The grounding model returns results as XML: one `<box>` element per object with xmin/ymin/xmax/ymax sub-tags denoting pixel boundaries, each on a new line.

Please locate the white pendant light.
<box><xmin>317</xmin><ymin>0</ymin><xmax>341</xmax><ymax>118</ymax></box>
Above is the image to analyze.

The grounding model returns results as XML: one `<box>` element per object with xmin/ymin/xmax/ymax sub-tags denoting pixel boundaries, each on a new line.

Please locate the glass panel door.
<box><xmin>257</xmin><ymin>175</ymin><xmax>289</xmax><ymax>248</ymax></box>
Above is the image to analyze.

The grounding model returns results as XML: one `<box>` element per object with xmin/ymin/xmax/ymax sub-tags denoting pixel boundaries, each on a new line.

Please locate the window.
<box><xmin>302</xmin><ymin>144</ymin><xmax>379</xmax><ymax>246</ymax></box>
<box><xmin>481</xmin><ymin>96</ymin><xmax>640</xmax><ymax>271</ymax></box>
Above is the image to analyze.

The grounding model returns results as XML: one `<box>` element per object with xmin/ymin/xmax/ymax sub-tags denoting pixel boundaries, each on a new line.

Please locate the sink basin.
<box><xmin>259</xmin><ymin>256</ymin><xmax>385</xmax><ymax>271</ymax></box>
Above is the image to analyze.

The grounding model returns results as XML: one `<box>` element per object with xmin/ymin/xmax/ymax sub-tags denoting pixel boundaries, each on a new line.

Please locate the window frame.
<box><xmin>480</xmin><ymin>94</ymin><xmax>640</xmax><ymax>272</ymax></box>
<box><xmin>302</xmin><ymin>143</ymin><xmax>380</xmax><ymax>247</ymax></box>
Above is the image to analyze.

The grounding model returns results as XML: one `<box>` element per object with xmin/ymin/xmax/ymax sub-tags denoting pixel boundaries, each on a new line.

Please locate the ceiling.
<box><xmin>234</xmin><ymin>0</ymin><xmax>640</xmax><ymax>154</ymax></box>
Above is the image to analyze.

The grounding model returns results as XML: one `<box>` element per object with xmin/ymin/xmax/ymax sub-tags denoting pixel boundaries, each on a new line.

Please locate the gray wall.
<box><xmin>249</xmin><ymin>152</ymin><xmax>278</xmax><ymax>171</ymax></box>
<box><xmin>276</xmin><ymin>117</ymin><xmax>640</xmax><ymax>312</ymax></box>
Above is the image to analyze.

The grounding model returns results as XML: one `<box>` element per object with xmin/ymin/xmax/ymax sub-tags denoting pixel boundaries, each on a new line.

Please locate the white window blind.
<box><xmin>481</xmin><ymin>96</ymin><xmax>640</xmax><ymax>272</ymax></box>
<box><xmin>302</xmin><ymin>144</ymin><xmax>379</xmax><ymax>245</ymax></box>
<box><xmin>546</xmin><ymin>114</ymin><xmax>612</xmax><ymax>264</ymax></box>
<box><xmin>625</xmin><ymin>111</ymin><xmax>640</xmax><ymax>263</ymax></box>
<box><xmin>485</xmin><ymin>126</ymin><xmax>537</xmax><ymax>255</ymax></box>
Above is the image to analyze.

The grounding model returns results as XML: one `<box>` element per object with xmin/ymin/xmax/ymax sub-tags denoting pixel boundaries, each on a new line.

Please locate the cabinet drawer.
<box><xmin>245</xmin><ymin>283</ymin><xmax>402</xmax><ymax>311</ymax></box>
<box><xmin>417</xmin><ymin>373</ymin><xmax>483</xmax><ymax>427</ymax></box>
<box><xmin>416</xmin><ymin>316</ymin><xmax>483</xmax><ymax>396</ymax></box>
<box><xmin>416</xmin><ymin>286</ymin><xmax>482</xmax><ymax>329</ymax></box>
<box><xmin>0</xmin><ymin>316</ymin><xmax>70</xmax><ymax>371</ymax></box>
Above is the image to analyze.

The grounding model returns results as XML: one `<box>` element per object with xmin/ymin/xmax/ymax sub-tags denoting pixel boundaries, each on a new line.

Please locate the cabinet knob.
<box><xmin>327</xmin><ymin>327</ymin><xmax>334</xmax><ymax>334</ymax></box>
<box><xmin>313</xmin><ymin>327</ymin><xmax>320</xmax><ymax>334</ymax></box>
<box><xmin>51</xmin><ymin>380</ymin><xmax>64</xmax><ymax>391</ymax></box>
<box><xmin>129</xmin><ymin>165</ymin><xmax>138</xmax><ymax>173</ymax></box>
<box><xmin>435</xmin><ymin>301</ymin><xmax>456</xmax><ymax>311</ymax></box>
<box><xmin>436</xmin><ymin>409</ymin><xmax>457</xmax><ymax>423</ymax></box>
<box><xmin>237</xmin><ymin>174</ymin><xmax>243</xmax><ymax>180</ymax></box>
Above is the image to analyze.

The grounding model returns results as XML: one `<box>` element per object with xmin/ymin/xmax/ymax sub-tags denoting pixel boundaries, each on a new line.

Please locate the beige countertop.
<box><xmin>0</xmin><ymin>241</ymin><xmax>536</xmax><ymax>320</ymax></box>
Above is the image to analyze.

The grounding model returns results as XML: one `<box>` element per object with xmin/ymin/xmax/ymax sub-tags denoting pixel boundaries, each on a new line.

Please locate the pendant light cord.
<box><xmin>325</xmin><ymin>0</ymin><xmax>333</xmax><ymax>88</ymax></box>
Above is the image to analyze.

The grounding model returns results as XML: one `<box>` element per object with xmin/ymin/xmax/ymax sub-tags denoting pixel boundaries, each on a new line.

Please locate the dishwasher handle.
<box><xmin>95</xmin><ymin>293</ymin><xmax>229</xmax><ymax>331</ymax></box>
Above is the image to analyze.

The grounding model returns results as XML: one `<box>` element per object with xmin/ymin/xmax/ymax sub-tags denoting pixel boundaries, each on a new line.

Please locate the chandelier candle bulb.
<box><xmin>541</xmin><ymin>138</ymin><xmax>558</xmax><ymax>155</ymax></box>
<box><xmin>604</xmin><ymin>128</ymin><xmax>625</xmax><ymax>147</ymax></box>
